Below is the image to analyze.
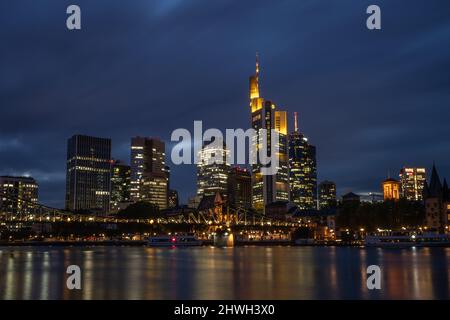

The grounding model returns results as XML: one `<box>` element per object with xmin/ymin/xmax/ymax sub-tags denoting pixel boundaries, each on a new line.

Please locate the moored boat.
<box><xmin>147</xmin><ymin>235</ymin><xmax>202</xmax><ymax>247</ymax></box>
<box><xmin>365</xmin><ymin>231</ymin><xmax>450</xmax><ymax>248</ymax></box>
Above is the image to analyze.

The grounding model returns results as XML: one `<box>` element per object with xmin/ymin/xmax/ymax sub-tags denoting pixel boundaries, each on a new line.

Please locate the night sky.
<box><xmin>1</xmin><ymin>0</ymin><xmax>450</xmax><ymax>208</ymax></box>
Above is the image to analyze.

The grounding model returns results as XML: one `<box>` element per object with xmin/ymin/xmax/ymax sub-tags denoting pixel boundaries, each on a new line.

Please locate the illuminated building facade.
<box><xmin>168</xmin><ymin>189</ymin><xmax>179</xmax><ymax>208</ymax></box>
<box><xmin>0</xmin><ymin>176</ymin><xmax>38</xmax><ymax>217</ymax></box>
<box><xmin>65</xmin><ymin>135</ymin><xmax>112</xmax><ymax>213</ymax></box>
<box><xmin>227</xmin><ymin>167</ymin><xmax>252</xmax><ymax>209</ymax></box>
<box><xmin>130</xmin><ymin>137</ymin><xmax>168</xmax><ymax>209</ymax></box>
<box><xmin>399</xmin><ymin>167</ymin><xmax>426</xmax><ymax>201</ymax></box>
<box><xmin>423</xmin><ymin>164</ymin><xmax>450</xmax><ymax>231</ymax></box>
<box><xmin>289</xmin><ymin>112</ymin><xmax>317</xmax><ymax>210</ymax></box>
<box><xmin>110</xmin><ymin>160</ymin><xmax>131</xmax><ymax>213</ymax></box>
<box><xmin>318</xmin><ymin>180</ymin><xmax>336</xmax><ymax>209</ymax></box>
<box><xmin>249</xmin><ymin>55</ymin><xmax>290</xmax><ymax>212</ymax></box>
<box><xmin>382</xmin><ymin>177</ymin><xmax>401</xmax><ymax>201</ymax></box>
<box><xmin>197</xmin><ymin>140</ymin><xmax>230</xmax><ymax>197</ymax></box>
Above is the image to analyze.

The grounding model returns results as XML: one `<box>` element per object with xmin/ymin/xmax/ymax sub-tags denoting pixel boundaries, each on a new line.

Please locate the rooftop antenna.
<box><xmin>294</xmin><ymin>112</ymin><xmax>299</xmax><ymax>132</ymax></box>
<box><xmin>255</xmin><ymin>52</ymin><xmax>259</xmax><ymax>78</ymax></box>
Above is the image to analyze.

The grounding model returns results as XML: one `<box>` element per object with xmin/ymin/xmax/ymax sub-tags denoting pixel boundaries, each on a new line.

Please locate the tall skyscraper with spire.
<box><xmin>249</xmin><ymin>54</ymin><xmax>289</xmax><ymax>212</ymax></box>
<box><xmin>289</xmin><ymin>112</ymin><xmax>317</xmax><ymax>210</ymax></box>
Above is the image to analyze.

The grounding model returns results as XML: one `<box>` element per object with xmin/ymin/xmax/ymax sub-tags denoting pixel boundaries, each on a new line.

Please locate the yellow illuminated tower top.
<box><xmin>250</xmin><ymin>53</ymin><xmax>263</xmax><ymax>112</ymax></box>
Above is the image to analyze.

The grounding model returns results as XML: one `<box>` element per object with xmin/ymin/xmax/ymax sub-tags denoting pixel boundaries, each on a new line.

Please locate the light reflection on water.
<box><xmin>0</xmin><ymin>246</ymin><xmax>449</xmax><ymax>300</ymax></box>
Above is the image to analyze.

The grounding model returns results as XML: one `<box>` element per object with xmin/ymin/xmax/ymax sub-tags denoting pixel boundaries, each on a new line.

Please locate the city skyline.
<box><xmin>1</xmin><ymin>1</ymin><xmax>450</xmax><ymax>208</ymax></box>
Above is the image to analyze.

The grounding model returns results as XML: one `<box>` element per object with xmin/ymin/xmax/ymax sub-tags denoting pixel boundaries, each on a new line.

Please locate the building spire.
<box><xmin>294</xmin><ymin>112</ymin><xmax>299</xmax><ymax>132</ymax></box>
<box><xmin>249</xmin><ymin>52</ymin><xmax>260</xmax><ymax>101</ymax></box>
<box><xmin>256</xmin><ymin>52</ymin><xmax>260</xmax><ymax>79</ymax></box>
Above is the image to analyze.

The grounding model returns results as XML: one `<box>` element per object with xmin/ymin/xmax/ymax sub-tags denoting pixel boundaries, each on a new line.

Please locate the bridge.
<box><xmin>0</xmin><ymin>191</ymin><xmax>299</xmax><ymax>228</ymax></box>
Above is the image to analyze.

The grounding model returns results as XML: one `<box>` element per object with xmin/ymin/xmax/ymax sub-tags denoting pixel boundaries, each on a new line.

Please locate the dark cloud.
<box><xmin>1</xmin><ymin>0</ymin><xmax>450</xmax><ymax>207</ymax></box>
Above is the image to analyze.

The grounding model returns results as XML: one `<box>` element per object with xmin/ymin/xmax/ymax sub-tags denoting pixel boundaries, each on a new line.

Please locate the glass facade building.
<box><xmin>130</xmin><ymin>137</ymin><xmax>168</xmax><ymax>209</ymax></box>
<box><xmin>289</xmin><ymin>116</ymin><xmax>317</xmax><ymax>210</ymax></box>
<box><xmin>249</xmin><ymin>55</ymin><xmax>290</xmax><ymax>212</ymax></box>
<box><xmin>0</xmin><ymin>176</ymin><xmax>38</xmax><ymax>217</ymax></box>
<box><xmin>110</xmin><ymin>160</ymin><xmax>131</xmax><ymax>213</ymax></box>
<box><xmin>197</xmin><ymin>141</ymin><xmax>230</xmax><ymax>197</ymax></box>
<box><xmin>399</xmin><ymin>167</ymin><xmax>426</xmax><ymax>201</ymax></box>
<box><xmin>65</xmin><ymin>135</ymin><xmax>112</xmax><ymax>214</ymax></box>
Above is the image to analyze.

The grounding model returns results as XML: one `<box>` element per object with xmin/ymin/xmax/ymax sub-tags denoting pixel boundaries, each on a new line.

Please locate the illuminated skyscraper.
<box><xmin>65</xmin><ymin>135</ymin><xmax>112</xmax><ymax>213</ymax></box>
<box><xmin>197</xmin><ymin>140</ymin><xmax>230</xmax><ymax>197</ymax></box>
<box><xmin>399</xmin><ymin>167</ymin><xmax>426</xmax><ymax>201</ymax></box>
<box><xmin>289</xmin><ymin>113</ymin><xmax>317</xmax><ymax>209</ymax></box>
<box><xmin>382</xmin><ymin>177</ymin><xmax>400</xmax><ymax>201</ymax></box>
<box><xmin>130</xmin><ymin>137</ymin><xmax>168</xmax><ymax>209</ymax></box>
<box><xmin>319</xmin><ymin>180</ymin><xmax>336</xmax><ymax>209</ymax></box>
<box><xmin>227</xmin><ymin>167</ymin><xmax>252</xmax><ymax>209</ymax></box>
<box><xmin>110</xmin><ymin>160</ymin><xmax>131</xmax><ymax>213</ymax></box>
<box><xmin>249</xmin><ymin>54</ymin><xmax>289</xmax><ymax>212</ymax></box>
<box><xmin>0</xmin><ymin>176</ymin><xmax>38</xmax><ymax>217</ymax></box>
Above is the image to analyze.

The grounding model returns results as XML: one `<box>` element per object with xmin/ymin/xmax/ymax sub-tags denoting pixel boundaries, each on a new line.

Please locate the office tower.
<box><xmin>319</xmin><ymin>180</ymin><xmax>337</xmax><ymax>209</ymax></box>
<box><xmin>423</xmin><ymin>164</ymin><xmax>449</xmax><ymax>231</ymax></box>
<box><xmin>227</xmin><ymin>167</ymin><xmax>252</xmax><ymax>209</ymax></box>
<box><xmin>110</xmin><ymin>160</ymin><xmax>131</xmax><ymax>213</ymax></box>
<box><xmin>130</xmin><ymin>137</ymin><xmax>168</xmax><ymax>209</ymax></box>
<box><xmin>382</xmin><ymin>177</ymin><xmax>400</xmax><ymax>201</ymax></box>
<box><xmin>197</xmin><ymin>140</ymin><xmax>230</xmax><ymax>197</ymax></box>
<box><xmin>168</xmin><ymin>189</ymin><xmax>179</xmax><ymax>208</ymax></box>
<box><xmin>249</xmin><ymin>54</ymin><xmax>290</xmax><ymax>212</ymax></box>
<box><xmin>274</xmin><ymin>111</ymin><xmax>290</xmax><ymax>202</ymax></box>
<box><xmin>0</xmin><ymin>176</ymin><xmax>38</xmax><ymax>217</ymax></box>
<box><xmin>399</xmin><ymin>167</ymin><xmax>426</xmax><ymax>201</ymax></box>
<box><xmin>65</xmin><ymin>135</ymin><xmax>112</xmax><ymax>214</ymax></box>
<box><xmin>289</xmin><ymin>112</ymin><xmax>317</xmax><ymax>210</ymax></box>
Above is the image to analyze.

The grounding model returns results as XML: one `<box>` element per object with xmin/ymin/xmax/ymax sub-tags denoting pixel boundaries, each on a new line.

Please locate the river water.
<box><xmin>0</xmin><ymin>246</ymin><xmax>449</xmax><ymax>299</ymax></box>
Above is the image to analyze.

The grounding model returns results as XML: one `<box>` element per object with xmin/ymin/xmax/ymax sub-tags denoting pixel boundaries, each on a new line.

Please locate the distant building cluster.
<box><xmin>382</xmin><ymin>167</ymin><xmax>427</xmax><ymax>201</ymax></box>
<box><xmin>0</xmin><ymin>56</ymin><xmax>447</xmax><ymax>232</ymax></box>
<box><xmin>61</xmin><ymin>134</ymin><xmax>171</xmax><ymax>215</ymax></box>
<box><xmin>194</xmin><ymin>56</ymin><xmax>322</xmax><ymax>215</ymax></box>
<box><xmin>0</xmin><ymin>57</ymin><xmax>328</xmax><ymax>217</ymax></box>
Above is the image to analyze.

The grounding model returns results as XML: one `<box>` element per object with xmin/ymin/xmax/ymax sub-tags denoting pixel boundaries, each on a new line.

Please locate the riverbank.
<box><xmin>0</xmin><ymin>239</ymin><xmax>356</xmax><ymax>247</ymax></box>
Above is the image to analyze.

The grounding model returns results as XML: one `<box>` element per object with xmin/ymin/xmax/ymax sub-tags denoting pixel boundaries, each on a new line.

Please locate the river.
<box><xmin>0</xmin><ymin>246</ymin><xmax>449</xmax><ymax>299</ymax></box>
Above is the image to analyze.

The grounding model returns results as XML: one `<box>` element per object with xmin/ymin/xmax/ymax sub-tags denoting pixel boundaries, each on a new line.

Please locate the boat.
<box><xmin>147</xmin><ymin>235</ymin><xmax>202</xmax><ymax>247</ymax></box>
<box><xmin>365</xmin><ymin>231</ymin><xmax>450</xmax><ymax>248</ymax></box>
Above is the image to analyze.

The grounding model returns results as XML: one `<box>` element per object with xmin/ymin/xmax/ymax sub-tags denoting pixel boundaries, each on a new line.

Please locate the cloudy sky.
<box><xmin>1</xmin><ymin>0</ymin><xmax>450</xmax><ymax>207</ymax></box>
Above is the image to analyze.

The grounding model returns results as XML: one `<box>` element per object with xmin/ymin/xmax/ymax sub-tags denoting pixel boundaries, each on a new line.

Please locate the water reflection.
<box><xmin>0</xmin><ymin>246</ymin><xmax>449</xmax><ymax>299</ymax></box>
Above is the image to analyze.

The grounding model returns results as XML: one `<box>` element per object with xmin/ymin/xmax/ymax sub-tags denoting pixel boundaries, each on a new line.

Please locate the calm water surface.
<box><xmin>0</xmin><ymin>246</ymin><xmax>449</xmax><ymax>299</ymax></box>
